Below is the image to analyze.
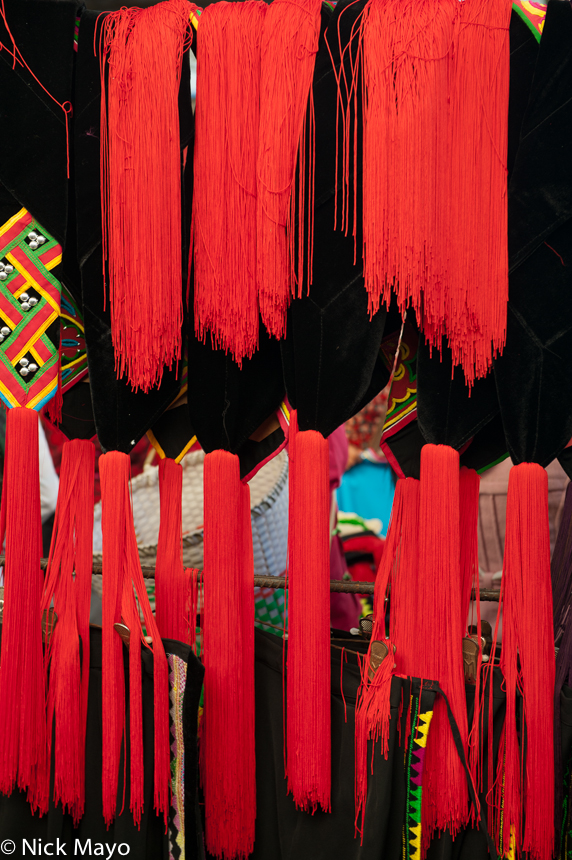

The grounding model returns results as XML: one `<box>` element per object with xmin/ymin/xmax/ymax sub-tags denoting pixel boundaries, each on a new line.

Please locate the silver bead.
<box><xmin>4</xmin><ymin>265</ymin><xmax>13</xmax><ymax>274</ymax></box>
<box><xmin>27</xmin><ymin>232</ymin><xmax>38</xmax><ymax>241</ymax></box>
<box><xmin>19</xmin><ymin>367</ymin><xmax>29</xmax><ymax>377</ymax></box>
<box><xmin>0</xmin><ymin>336</ymin><xmax>5</xmax><ymax>344</ymax></box>
<box><xmin>28</xmin><ymin>297</ymin><xmax>38</xmax><ymax>307</ymax></box>
<box><xmin>0</xmin><ymin>273</ymin><xmax>7</xmax><ymax>281</ymax></box>
<box><xmin>1</xmin><ymin>327</ymin><xmax>10</xmax><ymax>337</ymax></box>
<box><xmin>20</xmin><ymin>293</ymin><xmax>29</xmax><ymax>302</ymax></box>
<box><xmin>36</xmin><ymin>236</ymin><xmax>46</xmax><ymax>245</ymax></box>
<box><xmin>28</xmin><ymin>363</ymin><xmax>38</xmax><ymax>373</ymax></box>
<box><xmin>19</xmin><ymin>358</ymin><xmax>29</xmax><ymax>367</ymax></box>
<box><xmin>29</xmin><ymin>241</ymin><xmax>38</xmax><ymax>250</ymax></box>
<box><xmin>0</xmin><ymin>263</ymin><xmax>5</xmax><ymax>272</ymax></box>
<box><xmin>20</xmin><ymin>302</ymin><xmax>30</xmax><ymax>311</ymax></box>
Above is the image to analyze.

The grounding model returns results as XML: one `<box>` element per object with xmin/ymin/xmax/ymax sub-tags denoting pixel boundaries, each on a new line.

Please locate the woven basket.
<box><xmin>92</xmin><ymin>449</ymin><xmax>288</xmax><ymax>578</ymax></box>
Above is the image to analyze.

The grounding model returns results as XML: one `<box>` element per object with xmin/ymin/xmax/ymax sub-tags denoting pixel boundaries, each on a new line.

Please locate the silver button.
<box><xmin>19</xmin><ymin>358</ymin><xmax>29</xmax><ymax>367</ymax></box>
<box><xmin>36</xmin><ymin>236</ymin><xmax>46</xmax><ymax>245</ymax></box>
<box><xmin>27</xmin><ymin>232</ymin><xmax>38</xmax><ymax>241</ymax></box>
<box><xmin>20</xmin><ymin>302</ymin><xmax>30</xmax><ymax>311</ymax></box>
<box><xmin>0</xmin><ymin>273</ymin><xmax>7</xmax><ymax>281</ymax></box>
<box><xmin>28</xmin><ymin>363</ymin><xmax>38</xmax><ymax>373</ymax></box>
<box><xmin>19</xmin><ymin>367</ymin><xmax>29</xmax><ymax>377</ymax></box>
<box><xmin>0</xmin><ymin>327</ymin><xmax>10</xmax><ymax>337</ymax></box>
<box><xmin>4</xmin><ymin>265</ymin><xmax>13</xmax><ymax>274</ymax></box>
<box><xmin>29</xmin><ymin>241</ymin><xmax>38</xmax><ymax>250</ymax></box>
<box><xmin>20</xmin><ymin>293</ymin><xmax>29</xmax><ymax>302</ymax></box>
<box><xmin>28</xmin><ymin>297</ymin><xmax>38</xmax><ymax>307</ymax></box>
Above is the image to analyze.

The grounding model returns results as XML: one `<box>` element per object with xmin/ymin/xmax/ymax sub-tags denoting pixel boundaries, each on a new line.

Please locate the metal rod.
<box><xmin>4</xmin><ymin>557</ymin><xmax>500</xmax><ymax>601</ymax></box>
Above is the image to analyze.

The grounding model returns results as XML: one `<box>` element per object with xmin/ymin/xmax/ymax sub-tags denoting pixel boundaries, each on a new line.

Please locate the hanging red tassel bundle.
<box><xmin>416</xmin><ymin>445</ymin><xmax>469</xmax><ymax>848</ymax></box>
<box><xmin>99</xmin><ymin>452</ymin><xmax>129</xmax><ymax>825</ymax></box>
<box><xmin>155</xmin><ymin>457</ymin><xmax>190</xmax><ymax>643</ymax></box>
<box><xmin>100</xmin><ymin>451</ymin><xmax>171</xmax><ymax>827</ymax></box>
<box><xmin>495</xmin><ymin>464</ymin><xmax>554</xmax><ymax>860</ymax></box>
<box><xmin>201</xmin><ymin>451</ymin><xmax>256</xmax><ymax>859</ymax></box>
<box><xmin>187</xmin><ymin>567</ymin><xmax>200</xmax><ymax>655</ymax></box>
<box><xmin>459</xmin><ymin>467</ymin><xmax>483</xmax><ymax>810</ymax></box>
<box><xmin>286</xmin><ymin>411</ymin><xmax>331</xmax><ymax>812</ymax></box>
<box><xmin>340</xmin><ymin>0</ymin><xmax>511</xmax><ymax>387</ymax></box>
<box><xmin>41</xmin><ymin>439</ymin><xmax>95</xmax><ymax>823</ymax></box>
<box><xmin>386</xmin><ymin>478</ymin><xmax>420</xmax><ymax>678</ymax></box>
<box><xmin>257</xmin><ymin>0</ymin><xmax>322</xmax><ymax>339</ymax></box>
<box><xmin>192</xmin><ymin>1</ymin><xmax>266</xmax><ymax>365</ymax></box>
<box><xmin>0</xmin><ymin>408</ymin><xmax>47</xmax><ymax>810</ymax></box>
<box><xmin>99</xmin><ymin>1</ymin><xmax>193</xmax><ymax>391</ymax></box>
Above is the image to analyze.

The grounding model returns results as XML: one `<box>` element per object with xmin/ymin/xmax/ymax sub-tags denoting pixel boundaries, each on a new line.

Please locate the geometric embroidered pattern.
<box><xmin>60</xmin><ymin>287</ymin><xmax>88</xmax><ymax>394</ymax></box>
<box><xmin>403</xmin><ymin>688</ymin><xmax>434</xmax><ymax>860</ymax></box>
<box><xmin>167</xmin><ymin>653</ymin><xmax>187</xmax><ymax>860</ymax></box>
<box><xmin>0</xmin><ymin>208</ymin><xmax>62</xmax><ymax>411</ymax></box>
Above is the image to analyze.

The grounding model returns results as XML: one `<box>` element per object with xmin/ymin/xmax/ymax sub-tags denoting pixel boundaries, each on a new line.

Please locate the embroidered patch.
<box><xmin>0</xmin><ymin>209</ymin><xmax>62</xmax><ymax>411</ymax></box>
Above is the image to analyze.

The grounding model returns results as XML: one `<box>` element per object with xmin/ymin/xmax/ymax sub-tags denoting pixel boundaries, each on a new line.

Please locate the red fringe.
<box><xmin>257</xmin><ymin>0</ymin><xmax>321</xmax><ymax>339</ymax></box>
<box><xmin>99</xmin><ymin>1</ymin><xmax>193</xmax><ymax>391</ymax></box>
<box><xmin>417</xmin><ymin>446</ymin><xmax>469</xmax><ymax>848</ymax></box>
<box><xmin>286</xmin><ymin>412</ymin><xmax>331</xmax><ymax>812</ymax></box>
<box><xmin>494</xmin><ymin>464</ymin><xmax>554</xmax><ymax>860</ymax></box>
<box><xmin>41</xmin><ymin>439</ymin><xmax>95</xmax><ymax>824</ymax></box>
<box><xmin>0</xmin><ymin>408</ymin><xmax>47</xmax><ymax>811</ymax></box>
<box><xmin>459</xmin><ymin>466</ymin><xmax>483</xmax><ymax>816</ymax></box>
<box><xmin>100</xmin><ymin>451</ymin><xmax>171</xmax><ymax>827</ymax></box>
<box><xmin>201</xmin><ymin>451</ymin><xmax>256</xmax><ymax>859</ymax></box>
<box><xmin>338</xmin><ymin>0</ymin><xmax>511</xmax><ymax>387</ymax></box>
<box><xmin>192</xmin><ymin>1</ymin><xmax>266</xmax><ymax>365</ymax></box>
<box><xmin>155</xmin><ymin>458</ymin><xmax>189</xmax><ymax>643</ymax></box>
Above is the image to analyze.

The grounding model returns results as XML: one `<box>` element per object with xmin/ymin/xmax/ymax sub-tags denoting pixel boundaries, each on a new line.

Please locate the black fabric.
<box><xmin>149</xmin><ymin>403</ymin><xmax>196</xmax><ymax>462</ymax></box>
<box><xmin>426</xmin><ymin>670</ymin><xmax>506</xmax><ymax>860</ymax></box>
<box><xmin>74</xmin><ymin>10</ymin><xmax>191</xmax><ymax>453</ymax></box>
<box><xmin>0</xmin><ymin>0</ymin><xmax>79</xmax><ymax>248</ymax></box>
<box><xmin>0</xmin><ymin>627</ymin><xmax>204</xmax><ymax>858</ymax></box>
<box><xmin>242</xmin><ymin>629</ymin><xmax>489</xmax><ymax>860</ymax></box>
<box><xmin>55</xmin><ymin>380</ymin><xmax>97</xmax><ymax>441</ymax></box>
<box><xmin>281</xmin><ymin>3</ymin><xmax>389</xmax><ymax>437</ymax></box>
<box><xmin>394</xmin><ymin>3</ymin><xmax>572</xmax><ymax>468</ymax></box>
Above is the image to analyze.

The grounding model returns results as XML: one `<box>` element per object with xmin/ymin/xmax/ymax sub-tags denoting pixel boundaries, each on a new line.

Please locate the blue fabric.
<box><xmin>336</xmin><ymin>460</ymin><xmax>396</xmax><ymax>536</ymax></box>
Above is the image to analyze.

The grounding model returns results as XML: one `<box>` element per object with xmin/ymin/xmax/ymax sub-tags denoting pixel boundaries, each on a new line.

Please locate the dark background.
<box><xmin>85</xmin><ymin>0</ymin><xmax>160</xmax><ymax>9</ymax></box>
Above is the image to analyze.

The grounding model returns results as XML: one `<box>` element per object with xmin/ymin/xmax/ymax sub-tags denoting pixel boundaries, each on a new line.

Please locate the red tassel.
<box><xmin>417</xmin><ymin>445</ymin><xmax>469</xmax><ymax>847</ymax></box>
<box><xmin>339</xmin><ymin>0</ymin><xmax>511</xmax><ymax>387</ymax></box>
<box><xmin>187</xmin><ymin>567</ymin><xmax>200</xmax><ymax>656</ymax></box>
<box><xmin>155</xmin><ymin>458</ymin><xmax>190</xmax><ymax>643</ymax></box>
<box><xmin>354</xmin><ymin>639</ymin><xmax>395</xmax><ymax>840</ymax></box>
<box><xmin>201</xmin><ymin>451</ymin><xmax>256</xmax><ymax>858</ymax></box>
<box><xmin>459</xmin><ymin>467</ymin><xmax>483</xmax><ymax>812</ymax></box>
<box><xmin>354</xmin><ymin>479</ymin><xmax>415</xmax><ymax>837</ymax></box>
<box><xmin>41</xmin><ymin>439</ymin><xmax>95</xmax><ymax>823</ymax></box>
<box><xmin>126</xmin><ymin>524</ymin><xmax>172</xmax><ymax>826</ymax></box>
<box><xmin>99</xmin><ymin>452</ymin><xmax>129</xmax><ymax>826</ymax></box>
<box><xmin>100</xmin><ymin>451</ymin><xmax>171</xmax><ymax>827</ymax></box>
<box><xmin>192</xmin><ymin>1</ymin><xmax>266</xmax><ymax>365</ymax></box>
<box><xmin>99</xmin><ymin>1</ymin><xmax>193</xmax><ymax>391</ymax></box>
<box><xmin>386</xmin><ymin>478</ymin><xmax>420</xmax><ymax>678</ymax></box>
<box><xmin>0</xmin><ymin>408</ymin><xmax>47</xmax><ymax>810</ymax></box>
<box><xmin>495</xmin><ymin>464</ymin><xmax>554</xmax><ymax>860</ymax></box>
<box><xmin>286</xmin><ymin>412</ymin><xmax>331</xmax><ymax>812</ymax></box>
<box><xmin>257</xmin><ymin>0</ymin><xmax>322</xmax><ymax>339</ymax></box>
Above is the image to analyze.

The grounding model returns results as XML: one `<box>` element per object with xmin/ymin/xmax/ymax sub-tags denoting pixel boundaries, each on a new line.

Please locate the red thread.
<box><xmin>257</xmin><ymin>0</ymin><xmax>322</xmax><ymax>339</ymax></box>
<box><xmin>192</xmin><ymin>2</ymin><xmax>266</xmax><ymax>366</ymax></box>
<box><xmin>286</xmin><ymin>412</ymin><xmax>331</xmax><ymax>812</ymax></box>
<box><xmin>200</xmin><ymin>451</ymin><xmax>256</xmax><ymax>859</ymax></box>
<box><xmin>155</xmin><ymin>458</ymin><xmax>190</xmax><ymax>643</ymax></box>
<box><xmin>0</xmin><ymin>408</ymin><xmax>47</xmax><ymax>811</ymax></box>
<box><xmin>336</xmin><ymin>0</ymin><xmax>511</xmax><ymax>388</ymax></box>
<box><xmin>41</xmin><ymin>440</ymin><xmax>95</xmax><ymax>824</ymax></box>
<box><xmin>98</xmin><ymin>2</ymin><xmax>194</xmax><ymax>391</ymax></box>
